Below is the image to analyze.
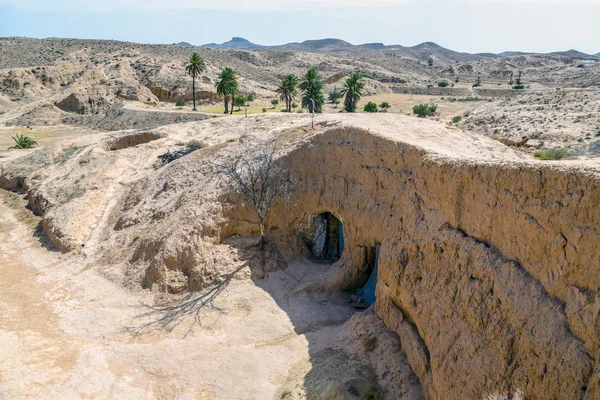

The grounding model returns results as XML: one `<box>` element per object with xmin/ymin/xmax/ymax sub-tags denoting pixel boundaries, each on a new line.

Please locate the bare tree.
<box><xmin>219</xmin><ymin>140</ymin><xmax>295</xmax><ymax>250</ymax></box>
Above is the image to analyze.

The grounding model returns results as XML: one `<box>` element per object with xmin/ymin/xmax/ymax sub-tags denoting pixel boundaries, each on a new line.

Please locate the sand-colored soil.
<box><xmin>0</xmin><ymin>189</ymin><xmax>420</xmax><ymax>399</ymax></box>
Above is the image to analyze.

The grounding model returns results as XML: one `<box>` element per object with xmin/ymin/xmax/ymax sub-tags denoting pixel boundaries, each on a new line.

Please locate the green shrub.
<box><xmin>427</xmin><ymin>84</ymin><xmax>433</xmax><ymax>89</ymax></box>
<box><xmin>292</xmin><ymin>102</ymin><xmax>298</xmax><ymax>110</ymax></box>
<box><xmin>175</xmin><ymin>99</ymin><xmax>187</xmax><ymax>107</ymax></box>
<box><xmin>429</xmin><ymin>103</ymin><xmax>438</xmax><ymax>113</ymax></box>
<box><xmin>361</xmin><ymin>387</ymin><xmax>379</xmax><ymax>400</ymax></box>
<box><xmin>472</xmin><ymin>83</ymin><xmax>482</xmax><ymax>88</ymax></box>
<box><xmin>9</xmin><ymin>134</ymin><xmax>37</xmax><ymax>149</ymax></box>
<box><xmin>76</xmin><ymin>106</ymin><xmax>86</xmax><ymax>115</ymax></box>
<box><xmin>458</xmin><ymin>97</ymin><xmax>490</xmax><ymax>102</ymax></box>
<box><xmin>535</xmin><ymin>148</ymin><xmax>568</xmax><ymax>160</ymax></box>
<box><xmin>452</xmin><ymin>116</ymin><xmax>462</xmax><ymax>123</ymax></box>
<box><xmin>0</xmin><ymin>111</ymin><xmax>5</xmax><ymax>115</ymax></box>
<box><xmin>328</xmin><ymin>88</ymin><xmax>342</xmax><ymax>103</ymax></box>
<box><xmin>187</xmin><ymin>140</ymin><xmax>206</xmax><ymax>152</ymax></box>
<box><xmin>438</xmin><ymin>81</ymin><xmax>449</xmax><ymax>87</ymax></box>
<box><xmin>363</xmin><ymin>101</ymin><xmax>378</xmax><ymax>113</ymax></box>
<box><xmin>60</xmin><ymin>82</ymin><xmax>67</xmax><ymax>87</ymax></box>
<box><xmin>262</xmin><ymin>107</ymin><xmax>267</xmax><ymax>113</ymax></box>
<box><xmin>512</xmin><ymin>84</ymin><xmax>525</xmax><ymax>90</ymax></box>
<box><xmin>413</xmin><ymin>103</ymin><xmax>436</xmax><ymax>117</ymax></box>
<box><xmin>379</xmin><ymin>102</ymin><xmax>391</xmax><ymax>112</ymax></box>
<box><xmin>271</xmin><ymin>99</ymin><xmax>279</xmax><ymax>108</ymax></box>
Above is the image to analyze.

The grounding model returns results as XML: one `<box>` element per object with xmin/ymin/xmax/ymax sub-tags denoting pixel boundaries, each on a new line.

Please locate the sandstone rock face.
<box><xmin>263</xmin><ymin>127</ymin><xmax>600</xmax><ymax>400</ymax></box>
<box><xmin>55</xmin><ymin>92</ymin><xmax>87</xmax><ymax>112</ymax></box>
<box><xmin>3</xmin><ymin>114</ymin><xmax>599</xmax><ymax>398</ymax></box>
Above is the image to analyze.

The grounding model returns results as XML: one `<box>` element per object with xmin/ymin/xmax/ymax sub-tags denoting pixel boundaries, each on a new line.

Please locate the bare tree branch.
<box><xmin>218</xmin><ymin>139</ymin><xmax>296</xmax><ymax>249</ymax></box>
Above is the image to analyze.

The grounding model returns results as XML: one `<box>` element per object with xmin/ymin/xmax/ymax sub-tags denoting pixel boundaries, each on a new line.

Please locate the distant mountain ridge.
<box><xmin>199</xmin><ymin>37</ymin><xmax>599</xmax><ymax>61</ymax></box>
<box><xmin>201</xmin><ymin>37</ymin><xmax>266</xmax><ymax>50</ymax></box>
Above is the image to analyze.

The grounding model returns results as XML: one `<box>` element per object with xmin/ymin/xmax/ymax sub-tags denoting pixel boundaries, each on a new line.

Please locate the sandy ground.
<box><xmin>0</xmin><ymin>189</ymin><xmax>398</xmax><ymax>400</ymax></box>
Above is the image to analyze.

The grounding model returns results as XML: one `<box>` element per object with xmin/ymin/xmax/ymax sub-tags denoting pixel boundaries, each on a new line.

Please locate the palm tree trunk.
<box><xmin>230</xmin><ymin>95</ymin><xmax>234</xmax><ymax>115</ymax></box>
<box><xmin>192</xmin><ymin>75</ymin><xmax>196</xmax><ymax>111</ymax></box>
<box><xmin>224</xmin><ymin>97</ymin><xmax>229</xmax><ymax>114</ymax></box>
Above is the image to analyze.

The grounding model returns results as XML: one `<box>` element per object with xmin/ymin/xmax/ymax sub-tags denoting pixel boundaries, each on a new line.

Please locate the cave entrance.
<box><xmin>312</xmin><ymin>212</ymin><xmax>344</xmax><ymax>262</ymax></box>
<box><xmin>357</xmin><ymin>242</ymin><xmax>380</xmax><ymax>305</ymax></box>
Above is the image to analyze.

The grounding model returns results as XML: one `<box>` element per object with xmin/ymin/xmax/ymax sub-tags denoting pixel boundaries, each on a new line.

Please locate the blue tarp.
<box><xmin>357</xmin><ymin>243</ymin><xmax>380</xmax><ymax>304</ymax></box>
<box><xmin>339</xmin><ymin>222</ymin><xmax>344</xmax><ymax>256</ymax></box>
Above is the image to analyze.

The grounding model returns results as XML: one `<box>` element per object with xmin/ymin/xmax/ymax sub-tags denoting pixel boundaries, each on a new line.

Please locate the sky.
<box><xmin>0</xmin><ymin>0</ymin><xmax>599</xmax><ymax>54</ymax></box>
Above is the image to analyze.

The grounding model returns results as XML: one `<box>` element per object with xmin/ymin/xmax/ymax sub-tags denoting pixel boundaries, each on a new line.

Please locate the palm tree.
<box><xmin>340</xmin><ymin>73</ymin><xmax>365</xmax><ymax>113</ymax></box>
<box><xmin>300</xmin><ymin>68</ymin><xmax>324</xmax><ymax>113</ymax></box>
<box><xmin>184</xmin><ymin>53</ymin><xmax>206</xmax><ymax>111</ymax></box>
<box><xmin>276</xmin><ymin>74</ymin><xmax>299</xmax><ymax>112</ymax></box>
<box><xmin>229</xmin><ymin>85</ymin><xmax>239</xmax><ymax>115</ymax></box>
<box><xmin>215</xmin><ymin>67</ymin><xmax>238</xmax><ymax>114</ymax></box>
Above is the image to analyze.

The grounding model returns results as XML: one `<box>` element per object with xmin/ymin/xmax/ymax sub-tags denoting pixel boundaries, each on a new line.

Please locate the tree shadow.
<box><xmin>125</xmin><ymin>240</ymin><xmax>423</xmax><ymax>399</ymax></box>
<box><xmin>126</xmin><ymin>270</ymin><xmax>237</xmax><ymax>338</ymax></box>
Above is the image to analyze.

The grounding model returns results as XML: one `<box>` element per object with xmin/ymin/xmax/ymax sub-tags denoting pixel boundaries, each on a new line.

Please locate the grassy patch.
<box><xmin>535</xmin><ymin>148</ymin><xmax>568</xmax><ymax>160</ymax></box>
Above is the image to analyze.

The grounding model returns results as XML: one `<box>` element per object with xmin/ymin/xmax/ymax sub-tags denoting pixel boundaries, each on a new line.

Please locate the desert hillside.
<box><xmin>1</xmin><ymin>37</ymin><xmax>600</xmax><ymax>400</ymax></box>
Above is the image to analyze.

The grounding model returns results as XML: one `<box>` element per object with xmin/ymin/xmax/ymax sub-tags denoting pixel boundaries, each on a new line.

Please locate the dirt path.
<box><xmin>0</xmin><ymin>190</ymin><xmax>369</xmax><ymax>399</ymax></box>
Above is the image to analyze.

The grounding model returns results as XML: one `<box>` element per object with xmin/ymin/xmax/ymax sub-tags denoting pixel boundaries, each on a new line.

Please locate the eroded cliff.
<box><xmin>261</xmin><ymin>126</ymin><xmax>600</xmax><ymax>399</ymax></box>
<box><xmin>2</xmin><ymin>114</ymin><xmax>599</xmax><ymax>399</ymax></box>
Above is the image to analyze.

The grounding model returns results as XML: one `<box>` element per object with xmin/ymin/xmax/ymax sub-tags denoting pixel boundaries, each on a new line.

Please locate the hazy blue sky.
<box><xmin>0</xmin><ymin>0</ymin><xmax>598</xmax><ymax>54</ymax></box>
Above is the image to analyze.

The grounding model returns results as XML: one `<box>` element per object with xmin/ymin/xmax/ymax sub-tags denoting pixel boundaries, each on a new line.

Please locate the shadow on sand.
<box><xmin>125</xmin><ymin>240</ymin><xmax>424</xmax><ymax>400</ymax></box>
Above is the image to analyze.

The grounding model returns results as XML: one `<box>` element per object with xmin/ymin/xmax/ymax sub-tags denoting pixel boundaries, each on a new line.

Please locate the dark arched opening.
<box><xmin>311</xmin><ymin>212</ymin><xmax>344</xmax><ymax>261</ymax></box>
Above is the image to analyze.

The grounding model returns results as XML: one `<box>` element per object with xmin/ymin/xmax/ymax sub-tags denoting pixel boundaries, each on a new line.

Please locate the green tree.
<box><xmin>276</xmin><ymin>74</ymin><xmax>299</xmax><ymax>112</ymax></box>
<box><xmin>428</xmin><ymin>57</ymin><xmax>434</xmax><ymax>67</ymax></box>
<box><xmin>243</xmin><ymin>92</ymin><xmax>255</xmax><ymax>117</ymax></box>
<box><xmin>215</xmin><ymin>67</ymin><xmax>238</xmax><ymax>114</ymax></box>
<box><xmin>234</xmin><ymin>93</ymin><xmax>246</xmax><ymax>111</ymax></box>
<box><xmin>413</xmin><ymin>103</ymin><xmax>436</xmax><ymax>117</ymax></box>
<box><xmin>229</xmin><ymin>86</ymin><xmax>241</xmax><ymax>115</ymax></box>
<box><xmin>379</xmin><ymin>102</ymin><xmax>391</xmax><ymax>112</ymax></box>
<box><xmin>271</xmin><ymin>99</ymin><xmax>279</xmax><ymax>109</ymax></box>
<box><xmin>300</xmin><ymin>68</ymin><xmax>324</xmax><ymax>113</ymax></box>
<box><xmin>340</xmin><ymin>73</ymin><xmax>365</xmax><ymax>113</ymax></box>
<box><xmin>363</xmin><ymin>101</ymin><xmax>378</xmax><ymax>113</ymax></box>
<box><xmin>185</xmin><ymin>52</ymin><xmax>206</xmax><ymax>111</ymax></box>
